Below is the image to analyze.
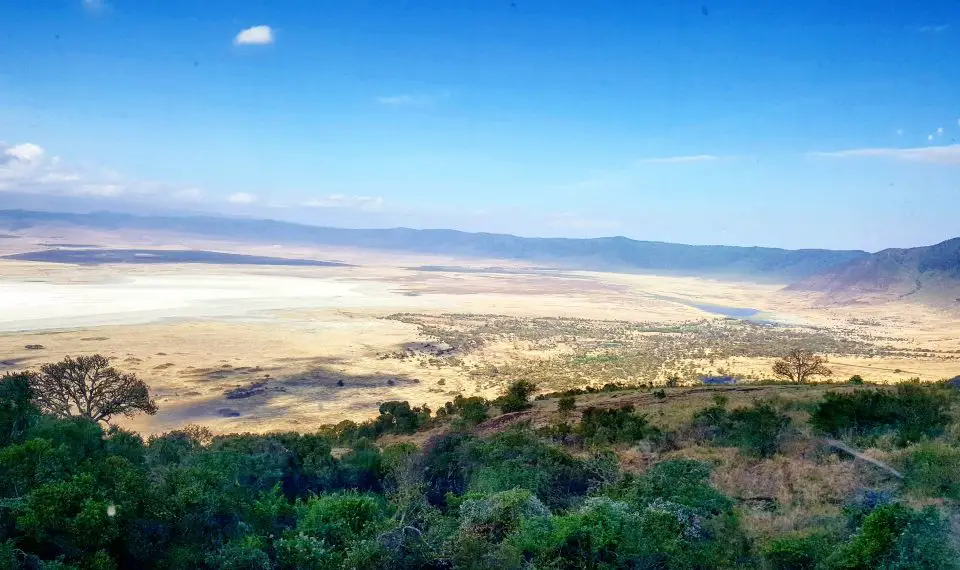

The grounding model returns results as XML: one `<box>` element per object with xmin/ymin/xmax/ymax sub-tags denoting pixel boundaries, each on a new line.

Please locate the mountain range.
<box><xmin>1</xmin><ymin>209</ymin><xmax>958</xmax><ymax>303</ymax></box>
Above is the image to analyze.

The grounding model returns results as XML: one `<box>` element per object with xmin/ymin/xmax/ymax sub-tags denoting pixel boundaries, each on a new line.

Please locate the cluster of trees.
<box><xmin>2</xmin><ymin>355</ymin><xmax>958</xmax><ymax>569</ymax></box>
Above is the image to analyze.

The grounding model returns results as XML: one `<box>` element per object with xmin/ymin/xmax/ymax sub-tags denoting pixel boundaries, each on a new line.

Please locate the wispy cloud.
<box><xmin>638</xmin><ymin>154</ymin><xmax>720</xmax><ymax>164</ymax></box>
<box><xmin>0</xmin><ymin>141</ymin><xmax>202</xmax><ymax>199</ymax></box>
<box><xmin>227</xmin><ymin>192</ymin><xmax>258</xmax><ymax>204</ymax></box>
<box><xmin>810</xmin><ymin>144</ymin><xmax>960</xmax><ymax>164</ymax></box>
<box><xmin>234</xmin><ymin>25</ymin><xmax>274</xmax><ymax>46</ymax></box>
<box><xmin>376</xmin><ymin>91</ymin><xmax>448</xmax><ymax>107</ymax></box>
<box><xmin>302</xmin><ymin>194</ymin><xmax>384</xmax><ymax>211</ymax></box>
<box><xmin>918</xmin><ymin>24</ymin><xmax>949</xmax><ymax>33</ymax></box>
<box><xmin>81</xmin><ymin>0</ymin><xmax>106</xmax><ymax>12</ymax></box>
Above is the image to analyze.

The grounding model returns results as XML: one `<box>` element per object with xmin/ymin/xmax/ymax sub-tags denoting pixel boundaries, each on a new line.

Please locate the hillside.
<box><xmin>0</xmin><ymin>209</ymin><xmax>867</xmax><ymax>281</ymax></box>
<box><xmin>787</xmin><ymin>237</ymin><xmax>960</xmax><ymax>304</ymax></box>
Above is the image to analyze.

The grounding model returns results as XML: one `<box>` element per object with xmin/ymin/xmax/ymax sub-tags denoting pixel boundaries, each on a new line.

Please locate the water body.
<box><xmin>646</xmin><ymin>293</ymin><xmax>768</xmax><ymax>322</ymax></box>
<box><xmin>5</xmin><ymin>248</ymin><xmax>350</xmax><ymax>267</ymax></box>
<box><xmin>688</xmin><ymin>303</ymin><xmax>762</xmax><ymax>319</ymax></box>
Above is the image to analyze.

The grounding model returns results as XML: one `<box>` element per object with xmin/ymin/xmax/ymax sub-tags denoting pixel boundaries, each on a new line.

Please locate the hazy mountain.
<box><xmin>0</xmin><ymin>209</ymin><xmax>869</xmax><ymax>281</ymax></box>
<box><xmin>787</xmin><ymin>237</ymin><xmax>960</xmax><ymax>304</ymax></box>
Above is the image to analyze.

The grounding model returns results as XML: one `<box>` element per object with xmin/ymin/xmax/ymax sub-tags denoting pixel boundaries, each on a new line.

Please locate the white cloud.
<box><xmin>0</xmin><ymin>141</ymin><xmax>204</xmax><ymax>199</ymax></box>
<box><xmin>638</xmin><ymin>154</ymin><xmax>720</xmax><ymax>164</ymax></box>
<box><xmin>234</xmin><ymin>25</ymin><xmax>274</xmax><ymax>46</ymax></box>
<box><xmin>376</xmin><ymin>91</ymin><xmax>449</xmax><ymax>107</ymax></box>
<box><xmin>227</xmin><ymin>192</ymin><xmax>258</xmax><ymax>204</ymax></box>
<box><xmin>810</xmin><ymin>144</ymin><xmax>960</xmax><ymax>164</ymax></box>
<box><xmin>928</xmin><ymin>134</ymin><xmax>935</xmax><ymax>141</ymax></box>
<box><xmin>4</xmin><ymin>142</ymin><xmax>45</xmax><ymax>163</ymax></box>
<box><xmin>937</xmin><ymin>127</ymin><xmax>945</xmax><ymax>135</ymax></box>
<box><xmin>82</xmin><ymin>0</ymin><xmax>106</xmax><ymax>12</ymax></box>
<box><xmin>896</xmin><ymin>129</ymin><xmax>903</xmax><ymax>136</ymax></box>
<box><xmin>918</xmin><ymin>24</ymin><xmax>949</xmax><ymax>33</ymax></box>
<box><xmin>302</xmin><ymin>194</ymin><xmax>384</xmax><ymax>211</ymax></box>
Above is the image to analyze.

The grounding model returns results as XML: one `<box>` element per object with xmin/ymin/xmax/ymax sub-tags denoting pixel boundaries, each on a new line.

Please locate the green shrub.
<box><xmin>557</xmin><ymin>395</ymin><xmax>576</xmax><ymax>415</ymax></box>
<box><xmin>692</xmin><ymin>400</ymin><xmax>791</xmax><ymax>457</ymax></box>
<box><xmin>810</xmin><ymin>384</ymin><xmax>952</xmax><ymax>444</ymax></box>
<box><xmin>497</xmin><ymin>381</ymin><xmax>537</xmax><ymax>413</ymax></box>
<box><xmin>465</xmin><ymin>428</ymin><xmax>602</xmax><ymax>509</ymax></box>
<box><xmin>295</xmin><ymin>492</ymin><xmax>386</xmax><ymax>549</ymax></box>
<box><xmin>761</xmin><ymin>531</ymin><xmax>834</xmax><ymax>569</ymax></box>
<box><xmin>613</xmin><ymin>459</ymin><xmax>733</xmax><ymax>516</ymax></box>
<box><xmin>827</xmin><ymin>503</ymin><xmax>958</xmax><ymax>569</ymax></box>
<box><xmin>576</xmin><ymin>405</ymin><xmax>658</xmax><ymax>445</ymax></box>
<box><xmin>901</xmin><ymin>442</ymin><xmax>960</xmax><ymax>500</ymax></box>
<box><xmin>653</xmin><ymin>389</ymin><xmax>666</xmax><ymax>400</ymax></box>
<box><xmin>849</xmin><ymin>375</ymin><xmax>864</xmax><ymax>385</ymax></box>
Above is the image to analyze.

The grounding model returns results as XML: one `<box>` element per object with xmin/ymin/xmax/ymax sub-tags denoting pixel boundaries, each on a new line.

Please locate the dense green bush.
<box><xmin>557</xmin><ymin>395</ymin><xmax>576</xmax><ymax>415</ymax></box>
<box><xmin>826</xmin><ymin>503</ymin><xmax>957</xmax><ymax>569</ymax></box>
<box><xmin>692</xmin><ymin>398</ymin><xmax>792</xmax><ymax>457</ymax></box>
<box><xmin>761</xmin><ymin>531</ymin><xmax>835</xmax><ymax>569</ymax></box>
<box><xmin>464</xmin><ymin>427</ymin><xmax>604</xmax><ymax>509</ymax></box>
<box><xmin>901</xmin><ymin>442</ymin><xmax>960</xmax><ymax>500</ymax></box>
<box><xmin>576</xmin><ymin>405</ymin><xmax>659</xmax><ymax>445</ymax></box>
<box><xmin>810</xmin><ymin>384</ymin><xmax>952</xmax><ymax>444</ymax></box>
<box><xmin>497</xmin><ymin>381</ymin><xmax>537</xmax><ymax>413</ymax></box>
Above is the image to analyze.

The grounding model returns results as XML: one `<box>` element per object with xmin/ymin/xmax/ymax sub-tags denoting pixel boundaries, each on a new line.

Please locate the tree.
<box><xmin>30</xmin><ymin>354</ymin><xmax>158</xmax><ymax>423</ymax></box>
<box><xmin>772</xmin><ymin>349</ymin><xmax>832</xmax><ymax>383</ymax></box>
<box><xmin>498</xmin><ymin>381</ymin><xmax>536</xmax><ymax>413</ymax></box>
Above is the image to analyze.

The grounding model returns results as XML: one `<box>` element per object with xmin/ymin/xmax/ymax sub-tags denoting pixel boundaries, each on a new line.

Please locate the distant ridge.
<box><xmin>787</xmin><ymin>237</ymin><xmax>960</xmax><ymax>304</ymax></box>
<box><xmin>0</xmin><ymin>209</ymin><xmax>868</xmax><ymax>281</ymax></box>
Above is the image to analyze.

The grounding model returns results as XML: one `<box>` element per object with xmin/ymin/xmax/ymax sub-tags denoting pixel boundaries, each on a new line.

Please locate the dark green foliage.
<box><xmin>465</xmin><ymin>427</ymin><xmax>604</xmax><ymax>510</ymax></box>
<box><xmin>652</xmin><ymin>389</ymin><xmax>666</xmax><ymax>399</ymax></box>
<box><xmin>827</xmin><ymin>503</ymin><xmax>958</xmax><ymax>569</ymax></box>
<box><xmin>557</xmin><ymin>395</ymin><xmax>576</xmax><ymax>415</ymax></box>
<box><xmin>438</xmin><ymin>395</ymin><xmax>488</xmax><ymax>425</ymax></box>
<box><xmin>4</xmin><ymin>359</ymin><xmax>959</xmax><ymax>570</ymax></box>
<box><xmin>761</xmin><ymin>531</ymin><xmax>835</xmax><ymax>569</ymax></box>
<box><xmin>849</xmin><ymin>375</ymin><xmax>864</xmax><ymax>385</ymax></box>
<box><xmin>497</xmin><ymin>380</ymin><xmax>536</xmax><ymax>413</ymax></box>
<box><xmin>811</xmin><ymin>384</ymin><xmax>952</xmax><ymax>444</ymax></box>
<box><xmin>901</xmin><ymin>442</ymin><xmax>960</xmax><ymax>500</ymax></box>
<box><xmin>611</xmin><ymin>459</ymin><xmax>733</xmax><ymax>516</ymax></box>
<box><xmin>692</xmin><ymin>399</ymin><xmax>792</xmax><ymax>457</ymax></box>
<box><xmin>576</xmin><ymin>405</ymin><xmax>658</xmax><ymax>445</ymax></box>
<box><xmin>0</xmin><ymin>372</ymin><xmax>39</xmax><ymax>447</ymax></box>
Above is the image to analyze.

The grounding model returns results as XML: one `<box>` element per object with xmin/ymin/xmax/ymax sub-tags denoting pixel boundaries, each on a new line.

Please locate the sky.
<box><xmin>1</xmin><ymin>0</ymin><xmax>959</xmax><ymax>251</ymax></box>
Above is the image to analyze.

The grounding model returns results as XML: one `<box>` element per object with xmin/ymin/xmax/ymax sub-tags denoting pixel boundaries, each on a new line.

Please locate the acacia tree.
<box><xmin>30</xmin><ymin>354</ymin><xmax>158</xmax><ymax>423</ymax></box>
<box><xmin>772</xmin><ymin>349</ymin><xmax>832</xmax><ymax>383</ymax></box>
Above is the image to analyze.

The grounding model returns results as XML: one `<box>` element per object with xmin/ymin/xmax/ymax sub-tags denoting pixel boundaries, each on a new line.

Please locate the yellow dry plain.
<box><xmin>1</xmin><ymin>227</ymin><xmax>958</xmax><ymax>435</ymax></box>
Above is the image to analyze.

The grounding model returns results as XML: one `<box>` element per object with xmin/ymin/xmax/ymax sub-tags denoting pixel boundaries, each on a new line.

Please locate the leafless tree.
<box><xmin>30</xmin><ymin>354</ymin><xmax>158</xmax><ymax>423</ymax></box>
<box><xmin>772</xmin><ymin>349</ymin><xmax>832</xmax><ymax>383</ymax></box>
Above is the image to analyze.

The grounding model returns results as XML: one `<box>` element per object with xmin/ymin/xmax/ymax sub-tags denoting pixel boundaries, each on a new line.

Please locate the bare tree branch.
<box><xmin>30</xmin><ymin>355</ymin><xmax>158</xmax><ymax>424</ymax></box>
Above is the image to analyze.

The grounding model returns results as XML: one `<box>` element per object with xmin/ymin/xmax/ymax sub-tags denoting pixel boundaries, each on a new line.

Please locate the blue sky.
<box><xmin>1</xmin><ymin>0</ymin><xmax>958</xmax><ymax>250</ymax></box>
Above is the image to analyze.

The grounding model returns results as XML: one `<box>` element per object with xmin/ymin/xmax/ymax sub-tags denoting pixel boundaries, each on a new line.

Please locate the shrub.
<box><xmin>295</xmin><ymin>492</ymin><xmax>386</xmax><ymax>549</ymax></box>
<box><xmin>497</xmin><ymin>381</ymin><xmax>537</xmax><ymax>413</ymax></box>
<box><xmin>810</xmin><ymin>384</ymin><xmax>952</xmax><ymax>444</ymax></box>
<box><xmin>901</xmin><ymin>442</ymin><xmax>960</xmax><ymax>500</ymax></box>
<box><xmin>692</xmin><ymin>399</ymin><xmax>791</xmax><ymax>457</ymax></box>
<box><xmin>458</xmin><ymin>488</ymin><xmax>550</xmax><ymax>540</ymax></box>
<box><xmin>576</xmin><ymin>405</ymin><xmax>658</xmax><ymax>445</ymax></box>
<box><xmin>652</xmin><ymin>389</ymin><xmax>666</xmax><ymax>400</ymax></box>
<box><xmin>849</xmin><ymin>375</ymin><xmax>864</xmax><ymax>385</ymax></box>
<box><xmin>827</xmin><ymin>503</ymin><xmax>958</xmax><ymax>569</ymax></box>
<box><xmin>613</xmin><ymin>459</ymin><xmax>733</xmax><ymax>516</ymax></box>
<box><xmin>465</xmin><ymin>428</ymin><xmax>601</xmax><ymax>509</ymax></box>
<box><xmin>761</xmin><ymin>531</ymin><xmax>834</xmax><ymax>570</ymax></box>
<box><xmin>557</xmin><ymin>395</ymin><xmax>576</xmax><ymax>415</ymax></box>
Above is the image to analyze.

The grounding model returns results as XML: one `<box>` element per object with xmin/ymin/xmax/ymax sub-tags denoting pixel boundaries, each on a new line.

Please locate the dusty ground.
<box><xmin>1</xmin><ymin>229</ymin><xmax>958</xmax><ymax>434</ymax></box>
